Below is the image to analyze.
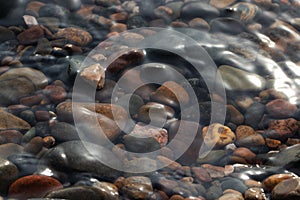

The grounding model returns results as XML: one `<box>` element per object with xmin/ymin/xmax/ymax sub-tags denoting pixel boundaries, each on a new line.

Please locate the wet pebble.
<box><xmin>210</xmin><ymin>17</ymin><xmax>247</xmax><ymax>35</ymax></box>
<box><xmin>0</xmin><ymin>26</ymin><xmax>15</xmax><ymax>43</ymax></box>
<box><xmin>0</xmin><ymin>109</ymin><xmax>31</xmax><ymax>131</ymax></box>
<box><xmin>41</xmin><ymin>141</ymin><xmax>121</xmax><ymax>179</ymax></box>
<box><xmin>266</xmin><ymin>99</ymin><xmax>297</xmax><ymax>118</ymax></box>
<box><xmin>43</xmin><ymin>86</ymin><xmax>67</xmax><ymax>104</ymax></box>
<box><xmin>226</xmin><ymin>105</ymin><xmax>244</xmax><ymax>125</ymax></box>
<box><xmin>53</xmin><ymin>0</ymin><xmax>82</xmax><ymax>11</ymax></box>
<box><xmin>218</xmin><ymin>189</ymin><xmax>244</xmax><ymax>200</ymax></box>
<box><xmin>24</xmin><ymin>136</ymin><xmax>44</xmax><ymax>155</ymax></box>
<box><xmin>209</xmin><ymin>0</ymin><xmax>237</xmax><ymax>9</ymax></box>
<box><xmin>7</xmin><ymin>153</ymin><xmax>38</xmax><ymax>177</ymax></box>
<box><xmin>8</xmin><ymin>175</ymin><xmax>63</xmax><ymax>200</ymax></box>
<box><xmin>0</xmin><ymin>67</ymin><xmax>48</xmax><ymax>106</ymax></box>
<box><xmin>55</xmin><ymin>27</ymin><xmax>93</xmax><ymax>46</ymax></box>
<box><xmin>17</xmin><ymin>25</ymin><xmax>44</xmax><ymax>45</ymax></box>
<box><xmin>50</xmin><ymin>122</ymin><xmax>80</xmax><ymax>142</ymax></box>
<box><xmin>122</xmin><ymin>176</ymin><xmax>153</xmax><ymax>200</ymax></box>
<box><xmin>271</xmin><ymin>177</ymin><xmax>300</xmax><ymax>200</ymax></box>
<box><xmin>180</xmin><ymin>1</ymin><xmax>219</xmax><ymax>21</ymax></box>
<box><xmin>244</xmin><ymin>102</ymin><xmax>265</xmax><ymax>129</ymax></box>
<box><xmin>229</xmin><ymin>2</ymin><xmax>261</xmax><ymax>22</ymax></box>
<box><xmin>0</xmin><ymin>158</ymin><xmax>19</xmax><ymax>193</ymax></box>
<box><xmin>80</xmin><ymin>63</ymin><xmax>105</xmax><ymax>89</ymax></box>
<box><xmin>262</xmin><ymin>173</ymin><xmax>295</xmax><ymax>192</ymax></box>
<box><xmin>0</xmin><ymin>130</ymin><xmax>23</xmax><ymax>145</ymax></box>
<box><xmin>218</xmin><ymin>65</ymin><xmax>266</xmax><ymax>91</ymax></box>
<box><xmin>231</xmin><ymin>147</ymin><xmax>256</xmax><ymax>164</ymax></box>
<box><xmin>45</xmin><ymin>185</ymin><xmax>114</xmax><ymax>200</ymax></box>
<box><xmin>245</xmin><ymin>187</ymin><xmax>267</xmax><ymax>200</ymax></box>
<box><xmin>221</xmin><ymin>177</ymin><xmax>248</xmax><ymax>193</ymax></box>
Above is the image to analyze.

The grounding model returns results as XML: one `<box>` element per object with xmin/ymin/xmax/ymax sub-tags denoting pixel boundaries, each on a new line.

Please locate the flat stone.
<box><xmin>45</xmin><ymin>186</ymin><xmax>113</xmax><ymax>200</ymax></box>
<box><xmin>55</xmin><ymin>27</ymin><xmax>92</xmax><ymax>46</ymax></box>
<box><xmin>191</xmin><ymin>167</ymin><xmax>212</xmax><ymax>183</ymax></box>
<box><xmin>266</xmin><ymin>99</ymin><xmax>297</xmax><ymax>118</ymax></box>
<box><xmin>41</xmin><ymin>141</ymin><xmax>121</xmax><ymax>179</ymax></box>
<box><xmin>232</xmin><ymin>147</ymin><xmax>256</xmax><ymax>164</ymax></box>
<box><xmin>0</xmin><ymin>68</ymin><xmax>48</xmax><ymax>106</ymax></box>
<box><xmin>8</xmin><ymin>175</ymin><xmax>63</xmax><ymax>199</ymax></box>
<box><xmin>219</xmin><ymin>189</ymin><xmax>244</xmax><ymax>200</ymax></box>
<box><xmin>218</xmin><ymin>65</ymin><xmax>266</xmax><ymax>91</ymax></box>
<box><xmin>266</xmin><ymin>144</ymin><xmax>300</xmax><ymax>167</ymax></box>
<box><xmin>122</xmin><ymin>176</ymin><xmax>153</xmax><ymax>200</ymax></box>
<box><xmin>244</xmin><ymin>102</ymin><xmax>265</xmax><ymax>129</ymax></box>
<box><xmin>221</xmin><ymin>177</ymin><xmax>248</xmax><ymax>194</ymax></box>
<box><xmin>0</xmin><ymin>109</ymin><xmax>31</xmax><ymax>131</ymax></box>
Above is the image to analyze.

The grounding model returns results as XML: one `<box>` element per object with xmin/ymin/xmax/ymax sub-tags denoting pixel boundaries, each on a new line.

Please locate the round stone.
<box><xmin>226</xmin><ymin>105</ymin><xmax>244</xmax><ymax>125</ymax></box>
<box><xmin>50</xmin><ymin>122</ymin><xmax>80</xmax><ymax>142</ymax></box>
<box><xmin>271</xmin><ymin>178</ymin><xmax>300</xmax><ymax>200</ymax></box>
<box><xmin>262</xmin><ymin>173</ymin><xmax>295</xmax><ymax>192</ymax></box>
<box><xmin>8</xmin><ymin>175</ymin><xmax>63</xmax><ymax>199</ymax></box>
<box><xmin>0</xmin><ymin>130</ymin><xmax>23</xmax><ymax>145</ymax></box>
<box><xmin>266</xmin><ymin>99</ymin><xmax>297</xmax><ymax>118</ymax></box>
<box><xmin>0</xmin><ymin>143</ymin><xmax>24</xmax><ymax>159</ymax></box>
<box><xmin>209</xmin><ymin>0</ymin><xmax>237</xmax><ymax>9</ymax></box>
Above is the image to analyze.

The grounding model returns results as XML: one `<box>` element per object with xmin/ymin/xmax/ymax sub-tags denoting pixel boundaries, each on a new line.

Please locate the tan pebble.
<box><xmin>170</xmin><ymin>195</ymin><xmax>185</xmax><ymax>200</ymax></box>
<box><xmin>80</xmin><ymin>63</ymin><xmax>105</xmax><ymax>89</ymax></box>
<box><xmin>245</xmin><ymin>179</ymin><xmax>262</xmax><ymax>188</ymax></box>
<box><xmin>245</xmin><ymin>187</ymin><xmax>267</xmax><ymax>200</ymax></box>
<box><xmin>110</xmin><ymin>12</ymin><xmax>128</xmax><ymax>22</ymax></box>
<box><xmin>110</xmin><ymin>23</ymin><xmax>127</xmax><ymax>33</ymax></box>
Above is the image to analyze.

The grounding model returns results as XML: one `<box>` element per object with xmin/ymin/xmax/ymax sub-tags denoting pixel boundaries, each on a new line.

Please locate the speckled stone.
<box><xmin>266</xmin><ymin>118</ymin><xmax>299</xmax><ymax>141</ymax></box>
<box><xmin>55</xmin><ymin>27</ymin><xmax>92</xmax><ymax>46</ymax></box>
<box><xmin>8</xmin><ymin>175</ymin><xmax>63</xmax><ymax>200</ymax></box>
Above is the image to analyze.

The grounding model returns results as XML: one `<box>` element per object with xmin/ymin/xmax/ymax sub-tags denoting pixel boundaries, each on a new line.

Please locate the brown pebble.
<box><xmin>266</xmin><ymin>99</ymin><xmax>297</xmax><ymax>118</ymax></box>
<box><xmin>24</xmin><ymin>136</ymin><xmax>44</xmax><ymax>155</ymax></box>
<box><xmin>188</xmin><ymin>18</ymin><xmax>210</xmax><ymax>30</ymax></box>
<box><xmin>110</xmin><ymin>12</ymin><xmax>128</xmax><ymax>22</ymax></box>
<box><xmin>202</xmin><ymin>164</ymin><xmax>225</xmax><ymax>178</ymax></box>
<box><xmin>191</xmin><ymin>167</ymin><xmax>212</xmax><ymax>183</ymax></box>
<box><xmin>170</xmin><ymin>21</ymin><xmax>189</xmax><ymax>28</ymax></box>
<box><xmin>157</xmin><ymin>155</ymin><xmax>181</xmax><ymax>171</ymax></box>
<box><xmin>35</xmin><ymin>110</ymin><xmax>50</xmax><ymax>121</ymax></box>
<box><xmin>114</xmin><ymin>176</ymin><xmax>125</xmax><ymax>189</ymax></box>
<box><xmin>170</xmin><ymin>195</ymin><xmax>184</xmax><ymax>200</ymax></box>
<box><xmin>271</xmin><ymin>177</ymin><xmax>300</xmax><ymax>200</ymax></box>
<box><xmin>236</xmin><ymin>125</ymin><xmax>255</xmax><ymax>139</ymax></box>
<box><xmin>63</xmin><ymin>43</ymin><xmax>83</xmax><ymax>55</ymax></box>
<box><xmin>20</xmin><ymin>94</ymin><xmax>44</xmax><ymax>107</ymax></box>
<box><xmin>245</xmin><ymin>179</ymin><xmax>262</xmax><ymax>188</ymax></box>
<box><xmin>17</xmin><ymin>25</ymin><xmax>44</xmax><ymax>45</ymax></box>
<box><xmin>262</xmin><ymin>173</ymin><xmax>295</xmax><ymax>192</ymax></box>
<box><xmin>0</xmin><ymin>130</ymin><xmax>23</xmax><ymax>145</ymax></box>
<box><xmin>286</xmin><ymin>138</ymin><xmax>300</xmax><ymax>145</ymax></box>
<box><xmin>55</xmin><ymin>27</ymin><xmax>93</xmax><ymax>46</ymax></box>
<box><xmin>43</xmin><ymin>85</ymin><xmax>67</xmax><ymax>103</ymax></box>
<box><xmin>219</xmin><ymin>189</ymin><xmax>244</xmax><ymax>200</ymax></box>
<box><xmin>265</xmin><ymin>138</ymin><xmax>281</xmax><ymax>149</ymax></box>
<box><xmin>259</xmin><ymin>89</ymin><xmax>287</xmax><ymax>101</ymax></box>
<box><xmin>80</xmin><ymin>63</ymin><xmax>105</xmax><ymax>89</ymax></box>
<box><xmin>245</xmin><ymin>187</ymin><xmax>267</xmax><ymax>200</ymax></box>
<box><xmin>8</xmin><ymin>175</ymin><xmax>63</xmax><ymax>200</ymax></box>
<box><xmin>267</xmin><ymin>118</ymin><xmax>299</xmax><ymax>141</ymax></box>
<box><xmin>227</xmin><ymin>105</ymin><xmax>244</xmax><ymax>125</ymax></box>
<box><xmin>232</xmin><ymin>147</ymin><xmax>256</xmax><ymax>164</ymax></box>
<box><xmin>26</xmin><ymin>1</ymin><xmax>45</xmax><ymax>13</ymax></box>
<box><xmin>110</xmin><ymin>23</ymin><xmax>127</xmax><ymax>33</ymax></box>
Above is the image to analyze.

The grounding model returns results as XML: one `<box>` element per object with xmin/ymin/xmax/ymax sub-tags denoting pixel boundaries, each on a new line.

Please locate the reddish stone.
<box><xmin>201</xmin><ymin>164</ymin><xmax>225</xmax><ymax>178</ymax></box>
<box><xmin>192</xmin><ymin>167</ymin><xmax>212</xmax><ymax>182</ymax></box>
<box><xmin>20</xmin><ymin>94</ymin><xmax>44</xmax><ymax>107</ymax></box>
<box><xmin>8</xmin><ymin>175</ymin><xmax>63</xmax><ymax>200</ymax></box>
<box><xmin>24</xmin><ymin>136</ymin><xmax>44</xmax><ymax>155</ymax></box>
<box><xmin>267</xmin><ymin>118</ymin><xmax>299</xmax><ymax>141</ymax></box>
<box><xmin>110</xmin><ymin>12</ymin><xmax>128</xmax><ymax>22</ymax></box>
<box><xmin>17</xmin><ymin>26</ymin><xmax>44</xmax><ymax>45</ymax></box>
<box><xmin>0</xmin><ymin>130</ymin><xmax>23</xmax><ymax>145</ymax></box>
<box><xmin>43</xmin><ymin>85</ymin><xmax>67</xmax><ymax>103</ymax></box>
<box><xmin>232</xmin><ymin>147</ymin><xmax>256</xmax><ymax>164</ymax></box>
<box><xmin>266</xmin><ymin>99</ymin><xmax>297</xmax><ymax>118</ymax></box>
<box><xmin>262</xmin><ymin>173</ymin><xmax>295</xmax><ymax>192</ymax></box>
<box><xmin>35</xmin><ymin>110</ymin><xmax>50</xmax><ymax>121</ymax></box>
<box><xmin>110</xmin><ymin>23</ymin><xmax>127</xmax><ymax>33</ymax></box>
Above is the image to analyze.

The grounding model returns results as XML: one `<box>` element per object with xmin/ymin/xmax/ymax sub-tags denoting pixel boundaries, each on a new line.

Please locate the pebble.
<box><xmin>17</xmin><ymin>25</ymin><xmax>44</xmax><ymax>45</ymax></box>
<box><xmin>218</xmin><ymin>65</ymin><xmax>266</xmax><ymax>91</ymax></box>
<box><xmin>271</xmin><ymin>177</ymin><xmax>300</xmax><ymax>200</ymax></box>
<box><xmin>221</xmin><ymin>177</ymin><xmax>248</xmax><ymax>194</ymax></box>
<box><xmin>8</xmin><ymin>175</ymin><xmax>63</xmax><ymax>200</ymax></box>
<box><xmin>39</xmin><ymin>3</ymin><xmax>69</xmax><ymax>22</ymax></box>
<box><xmin>226</xmin><ymin>105</ymin><xmax>244</xmax><ymax>125</ymax></box>
<box><xmin>0</xmin><ymin>67</ymin><xmax>48</xmax><ymax>105</ymax></box>
<box><xmin>122</xmin><ymin>176</ymin><xmax>153</xmax><ymax>200</ymax></box>
<box><xmin>93</xmin><ymin>181</ymin><xmax>119</xmax><ymax>200</ymax></box>
<box><xmin>123</xmin><ymin>134</ymin><xmax>161</xmax><ymax>153</ymax></box>
<box><xmin>56</xmin><ymin>102</ymin><xmax>128</xmax><ymax>143</ymax></box>
<box><xmin>35</xmin><ymin>110</ymin><xmax>50</xmax><ymax>122</ymax></box>
<box><xmin>209</xmin><ymin>0</ymin><xmax>237</xmax><ymax>9</ymax></box>
<box><xmin>0</xmin><ymin>130</ymin><xmax>23</xmax><ymax>145</ymax></box>
<box><xmin>0</xmin><ymin>158</ymin><xmax>19</xmax><ymax>193</ymax></box>
<box><xmin>110</xmin><ymin>23</ymin><xmax>127</xmax><ymax>33</ymax></box>
<box><xmin>7</xmin><ymin>153</ymin><xmax>38</xmax><ymax>177</ymax></box>
<box><xmin>80</xmin><ymin>63</ymin><xmax>105</xmax><ymax>89</ymax></box>
<box><xmin>24</xmin><ymin>136</ymin><xmax>44</xmax><ymax>155</ymax></box>
<box><xmin>151</xmin><ymin>81</ymin><xmax>189</xmax><ymax>108</ymax></box>
<box><xmin>244</xmin><ymin>102</ymin><xmax>265</xmax><ymax>129</ymax></box>
<box><xmin>202</xmin><ymin>123</ymin><xmax>236</xmax><ymax>148</ymax></box>
<box><xmin>55</xmin><ymin>27</ymin><xmax>93</xmax><ymax>46</ymax></box>
<box><xmin>123</xmin><ymin>157</ymin><xmax>157</xmax><ymax>176</ymax></box>
<box><xmin>266</xmin><ymin>99</ymin><xmax>297</xmax><ymax>118</ymax></box>
<box><xmin>229</xmin><ymin>2</ymin><xmax>261</xmax><ymax>22</ymax></box>
<box><xmin>188</xmin><ymin>18</ymin><xmax>210</xmax><ymax>30</ymax></box>
<box><xmin>53</xmin><ymin>0</ymin><xmax>82</xmax><ymax>11</ymax></box>
<box><xmin>266</xmin><ymin>118</ymin><xmax>299</xmax><ymax>141</ymax></box>
<box><xmin>191</xmin><ymin>167</ymin><xmax>212</xmax><ymax>183</ymax></box>
<box><xmin>262</xmin><ymin>173</ymin><xmax>295</xmax><ymax>192</ymax></box>
<box><xmin>180</xmin><ymin>1</ymin><xmax>220</xmax><ymax>21</ymax></box>
<box><xmin>50</xmin><ymin>122</ymin><xmax>80</xmax><ymax>142</ymax></box>
<box><xmin>235</xmin><ymin>125</ymin><xmax>265</xmax><ymax>146</ymax></box>
<box><xmin>210</xmin><ymin>17</ymin><xmax>247</xmax><ymax>35</ymax></box>
<box><xmin>259</xmin><ymin>88</ymin><xmax>287</xmax><ymax>101</ymax></box>
<box><xmin>218</xmin><ymin>189</ymin><xmax>244</xmax><ymax>200</ymax></box>
<box><xmin>19</xmin><ymin>110</ymin><xmax>36</xmax><ymax>126</ymax></box>
<box><xmin>20</xmin><ymin>94</ymin><xmax>44</xmax><ymax>107</ymax></box>
<box><xmin>45</xmin><ymin>185</ymin><xmax>114</xmax><ymax>200</ymax></box>
<box><xmin>41</xmin><ymin>141</ymin><xmax>121</xmax><ymax>179</ymax></box>
<box><xmin>0</xmin><ymin>109</ymin><xmax>31</xmax><ymax>131</ymax></box>
<box><xmin>231</xmin><ymin>147</ymin><xmax>256</xmax><ymax>164</ymax></box>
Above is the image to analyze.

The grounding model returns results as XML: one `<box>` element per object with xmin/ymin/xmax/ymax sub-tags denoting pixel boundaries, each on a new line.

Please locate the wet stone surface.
<box><xmin>0</xmin><ymin>0</ymin><xmax>299</xmax><ymax>199</ymax></box>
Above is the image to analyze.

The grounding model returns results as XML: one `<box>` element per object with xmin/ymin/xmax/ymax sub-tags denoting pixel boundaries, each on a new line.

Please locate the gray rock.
<box><xmin>50</xmin><ymin>122</ymin><xmax>80</xmax><ymax>142</ymax></box>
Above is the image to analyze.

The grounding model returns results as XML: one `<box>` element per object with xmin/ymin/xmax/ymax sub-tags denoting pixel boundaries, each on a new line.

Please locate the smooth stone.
<box><xmin>210</xmin><ymin>17</ymin><xmax>247</xmax><ymax>35</ymax></box>
<box><xmin>202</xmin><ymin>164</ymin><xmax>225</xmax><ymax>179</ymax></box>
<box><xmin>266</xmin><ymin>118</ymin><xmax>299</xmax><ymax>141</ymax></box>
<box><xmin>245</xmin><ymin>187</ymin><xmax>267</xmax><ymax>200</ymax></box>
<box><xmin>209</xmin><ymin>0</ymin><xmax>237</xmax><ymax>9</ymax></box>
<box><xmin>244</xmin><ymin>102</ymin><xmax>265</xmax><ymax>129</ymax></box>
<box><xmin>39</xmin><ymin>4</ymin><xmax>69</xmax><ymax>22</ymax></box>
<box><xmin>56</xmin><ymin>102</ymin><xmax>128</xmax><ymax>144</ymax></box>
<box><xmin>93</xmin><ymin>181</ymin><xmax>118</xmax><ymax>200</ymax></box>
<box><xmin>0</xmin><ymin>130</ymin><xmax>23</xmax><ymax>144</ymax></box>
<box><xmin>37</xmin><ymin>17</ymin><xmax>60</xmax><ymax>33</ymax></box>
<box><xmin>55</xmin><ymin>27</ymin><xmax>92</xmax><ymax>46</ymax></box>
<box><xmin>218</xmin><ymin>65</ymin><xmax>266</xmax><ymax>91</ymax></box>
<box><xmin>115</xmin><ymin>94</ymin><xmax>144</xmax><ymax>117</ymax></box>
<box><xmin>221</xmin><ymin>177</ymin><xmax>248</xmax><ymax>193</ymax></box>
<box><xmin>0</xmin><ymin>67</ymin><xmax>48</xmax><ymax>106</ymax></box>
<box><xmin>231</xmin><ymin>147</ymin><xmax>256</xmax><ymax>164</ymax></box>
<box><xmin>19</xmin><ymin>110</ymin><xmax>36</xmax><ymax>126</ymax></box>
<box><xmin>226</xmin><ymin>105</ymin><xmax>244</xmax><ymax>125</ymax></box>
<box><xmin>266</xmin><ymin>99</ymin><xmax>297</xmax><ymax>118</ymax></box>
<box><xmin>266</xmin><ymin>144</ymin><xmax>300</xmax><ymax>167</ymax></box>
<box><xmin>236</xmin><ymin>133</ymin><xmax>265</xmax><ymax>148</ymax></box>
<box><xmin>202</xmin><ymin>123</ymin><xmax>236</xmax><ymax>148</ymax></box>
<box><xmin>0</xmin><ymin>26</ymin><xmax>15</xmax><ymax>42</ymax></box>
<box><xmin>41</xmin><ymin>141</ymin><xmax>121</xmax><ymax>179</ymax></box>
<box><xmin>197</xmin><ymin>150</ymin><xmax>229</xmax><ymax>166</ymax></box>
<box><xmin>151</xmin><ymin>81</ymin><xmax>189</xmax><ymax>108</ymax></box>
<box><xmin>50</xmin><ymin>122</ymin><xmax>80</xmax><ymax>142</ymax></box>
<box><xmin>262</xmin><ymin>174</ymin><xmax>295</xmax><ymax>192</ymax></box>
<box><xmin>259</xmin><ymin>88</ymin><xmax>287</xmax><ymax>101</ymax></box>
<box><xmin>123</xmin><ymin>134</ymin><xmax>161</xmax><ymax>153</ymax></box>
<box><xmin>45</xmin><ymin>186</ymin><xmax>113</xmax><ymax>200</ymax></box>
<box><xmin>0</xmin><ymin>158</ymin><xmax>18</xmax><ymax>193</ymax></box>
<box><xmin>126</xmin><ymin>15</ymin><xmax>148</xmax><ymax>29</ymax></box>
<box><xmin>206</xmin><ymin>184</ymin><xmax>223</xmax><ymax>199</ymax></box>
<box><xmin>168</xmin><ymin>120</ymin><xmax>203</xmax><ymax>165</ymax></box>
<box><xmin>180</xmin><ymin>2</ymin><xmax>219</xmax><ymax>21</ymax></box>
<box><xmin>8</xmin><ymin>175</ymin><xmax>63</xmax><ymax>200</ymax></box>
<box><xmin>8</xmin><ymin>153</ymin><xmax>38</xmax><ymax>177</ymax></box>
<box><xmin>271</xmin><ymin>178</ymin><xmax>300</xmax><ymax>200</ymax></box>
<box><xmin>0</xmin><ymin>143</ymin><xmax>23</xmax><ymax>159</ymax></box>
<box><xmin>139</xmin><ymin>63</ymin><xmax>185</xmax><ymax>83</ymax></box>
<box><xmin>137</xmin><ymin>102</ymin><xmax>175</xmax><ymax>126</ymax></box>
<box><xmin>165</xmin><ymin>1</ymin><xmax>183</xmax><ymax>20</ymax></box>
<box><xmin>234</xmin><ymin>95</ymin><xmax>254</xmax><ymax>112</ymax></box>
<box><xmin>235</xmin><ymin>125</ymin><xmax>255</xmax><ymax>140</ymax></box>
<box><xmin>188</xmin><ymin>18</ymin><xmax>210</xmax><ymax>30</ymax></box>
<box><xmin>218</xmin><ymin>189</ymin><xmax>244</xmax><ymax>200</ymax></box>
<box><xmin>157</xmin><ymin>179</ymin><xmax>179</xmax><ymax>196</ymax></box>
<box><xmin>17</xmin><ymin>25</ymin><xmax>44</xmax><ymax>45</ymax></box>
<box><xmin>53</xmin><ymin>0</ymin><xmax>81</xmax><ymax>11</ymax></box>
<box><xmin>106</xmin><ymin>49</ymin><xmax>145</xmax><ymax>75</ymax></box>
<box><xmin>80</xmin><ymin>63</ymin><xmax>105</xmax><ymax>89</ymax></box>
<box><xmin>122</xmin><ymin>176</ymin><xmax>153</xmax><ymax>200</ymax></box>
<box><xmin>24</xmin><ymin>137</ymin><xmax>44</xmax><ymax>155</ymax></box>
<box><xmin>229</xmin><ymin>2</ymin><xmax>261</xmax><ymax>22</ymax></box>
<box><xmin>124</xmin><ymin>157</ymin><xmax>157</xmax><ymax>177</ymax></box>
